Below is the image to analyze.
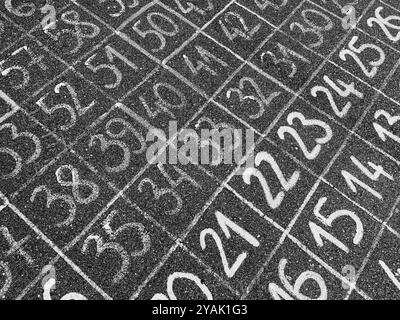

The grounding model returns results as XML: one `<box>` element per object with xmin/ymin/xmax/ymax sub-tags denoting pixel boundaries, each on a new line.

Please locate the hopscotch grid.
<box><xmin>57</xmin><ymin>160</ymin><xmax>223</xmax><ymax>301</ymax></box>
<box><xmin>129</xmin><ymin>242</ymin><xmax>179</xmax><ymax>300</ymax></box>
<box><xmin>14</xmin><ymin>93</ymin><xmax>219</xmax><ymax>297</ymax></box>
<box><xmin>309</xmin><ymin>0</ymin><xmax>400</xmax><ymax>56</ymax></box>
<box><xmin>233</xmin><ymin>0</ymin><xmax>380</xmax><ymax>298</ymax></box>
<box><xmin>60</xmin><ymin>94</ymin><xmax>244</xmax><ymax>297</ymax></box>
<box><xmin>381</xmin><ymin>0</ymin><xmax>400</xmax><ymax>15</ymax></box>
<box><xmin>158</xmin><ymin>0</ymin><xmax>237</xmax><ymax>64</ymax></box>
<box><xmin>178</xmin><ymin>105</ymin><xmax>377</xmax><ymax>299</ymax></box>
<box><xmin>14</xmin><ymin>26</ymin><xmax>127</xmax><ymax>118</ymax></box>
<box><xmin>68</xmin><ymin>0</ymin><xmax>217</xmax><ymax>100</ymax></box>
<box><xmin>68</xmin><ymin>0</ymin><xmax>159</xmax><ymax>33</ymax></box>
<box><xmin>5</xmin><ymin>202</ymin><xmax>113</xmax><ymax>300</ymax></box>
<box><xmin>9</xmin><ymin>148</ymin><xmax>70</xmax><ymax>201</ymax></box>
<box><xmin>245</xmin><ymin>0</ymin><xmax>400</xmax><ymax>242</ymax></box>
<box><xmin>203</xmin><ymin>98</ymin><xmax>388</xmax><ymax>228</ymax></box>
<box><xmin>241</xmin><ymin>42</ymin><xmax>400</xmax><ymax>168</ymax></box>
<box><xmin>72</xmin><ymin>0</ymin><xmax>377</xmax><ymax>300</ymax></box>
<box><xmin>8</xmin><ymin>97</ymin><xmax>124</xmax><ymax>202</ymax></box>
<box><xmin>179</xmin><ymin>0</ymin><xmax>312</xmax><ymax>110</ymax></box>
<box><xmin>232</xmin><ymin>1</ymin><xmax>279</xmax><ymax>29</ymax></box>
<box><xmin>165</xmin><ymin>8</ymin><xmax>400</xmax><ymax>166</ymax></box>
<box><xmin>15</xmin><ymin>254</ymin><xmax>62</xmax><ymax>300</ymax></box>
<box><xmin>244</xmin><ymin>59</ymin><xmax>394</xmax><ymax>298</ymax></box>
<box><xmin>9</xmin><ymin>150</ymin><xmax>133</xmax><ymax>299</ymax></box>
<box><xmin>211</xmin><ymin>69</ymin><xmax>400</xmax><ymax>171</ymax></box>
<box><xmin>118</xmin><ymin>66</ymin><xmax>161</xmax><ymax>102</ymax></box>
<box><xmin>19</xmin><ymin>25</ymin><xmax>113</xmax><ymax>113</ymax></box>
<box><xmin>3</xmin><ymin>190</ymin><xmax>118</xmax><ymax>301</ymax></box>
<box><xmin>304</xmin><ymin>0</ymin><xmax>400</xmax><ymax>111</ymax></box>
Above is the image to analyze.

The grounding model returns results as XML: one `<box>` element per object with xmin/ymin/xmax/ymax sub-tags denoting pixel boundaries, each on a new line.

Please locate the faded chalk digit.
<box><xmin>40</xmin><ymin>3</ymin><xmax>56</xmax><ymax>32</ymax></box>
